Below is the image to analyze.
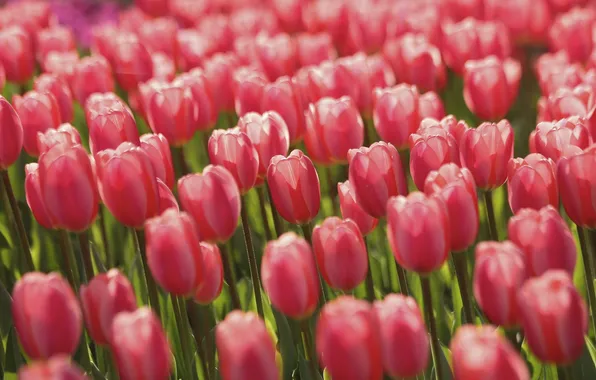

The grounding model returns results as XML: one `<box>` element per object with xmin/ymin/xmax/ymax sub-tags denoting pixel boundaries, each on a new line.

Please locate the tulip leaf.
<box><xmin>0</xmin><ymin>275</ymin><xmax>13</xmax><ymax>337</ymax></box>
<box><xmin>4</xmin><ymin>327</ymin><xmax>23</xmax><ymax>373</ymax></box>
<box><xmin>272</xmin><ymin>309</ymin><xmax>297</xmax><ymax>380</ymax></box>
<box><xmin>298</xmin><ymin>351</ymin><xmax>323</xmax><ymax>380</ymax></box>
<box><xmin>574</xmin><ymin>337</ymin><xmax>596</xmax><ymax>379</ymax></box>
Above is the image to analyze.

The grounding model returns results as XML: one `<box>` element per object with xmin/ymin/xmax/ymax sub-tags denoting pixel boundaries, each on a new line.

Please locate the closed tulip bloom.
<box><xmin>255</xmin><ymin>32</ymin><xmax>298</xmax><ymax>81</ymax></box>
<box><xmin>110</xmin><ymin>33</ymin><xmax>153</xmax><ymax>92</ymax></box>
<box><xmin>18</xmin><ymin>355</ymin><xmax>88</xmax><ymax>380</ymax></box>
<box><xmin>234</xmin><ymin>67</ymin><xmax>268</xmax><ymax>117</ymax></box>
<box><xmin>0</xmin><ymin>96</ymin><xmax>23</xmax><ymax>170</ymax></box>
<box><xmin>33</xmin><ymin>73</ymin><xmax>74</xmax><ymax>123</ymax></box>
<box><xmin>71</xmin><ymin>56</ymin><xmax>115</xmax><ymax>106</ymax></box>
<box><xmin>145</xmin><ymin>209</ymin><xmax>204</xmax><ymax>296</ymax></box>
<box><xmin>173</xmin><ymin>69</ymin><xmax>217</xmax><ymax>131</ymax></box>
<box><xmin>13</xmin><ymin>91</ymin><xmax>61</xmax><ymax>157</ymax></box>
<box><xmin>36</xmin><ymin>26</ymin><xmax>77</xmax><ymax>63</ymax></box>
<box><xmin>483</xmin><ymin>0</ymin><xmax>552</xmax><ymax>44</ymax></box>
<box><xmin>367</xmin><ymin>54</ymin><xmax>397</xmax><ymax>92</ymax></box>
<box><xmin>111</xmin><ymin>307</ymin><xmax>172</xmax><ymax>380</ymax></box>
<box><xmin>409</xmin><ymin>126</ymin><xmax>460</xmax><ymax>190</ymax></box>
<box><xmin>373</xmin><ymin>294</ymin><xmax>429</xmax><ymax>379</ymax></box>
<box><xmin>157</xmin><ymin>179</ymin><xmax>178</xmax><ymax>215</ymax></box>
<box><xmin>267</xmin><ymin>150</ymin><xmax>321</xmax><ymax>225</ymax></box>
<box><xmin>38</xmin><ymin>144</ymin><xmax>98</xmax><ymax>231</ymax></box>
<box><xmin>326</xmin><ymin>54</ymin><xmax>371</xmax><ymax>113</ymax></box>
<box><xmin>262</xmin><ymin>232</ymin><xmax>319</xmax><ymax>318</ymax></box>
<box><xmin>136</xmin><ymin>0</ymin><xmax>169</xmax><ymax>17</ymax></box>
<box><xmin>530</xmin><ymin>117</ymin><xmax>590</xmax><ymax>162</ymax></box>
<box><xmin>507</xmin><ymin>154</ymin><xmax>558</xmax><ymax>214</ymax></box>
<box><xmin>460</xmin><ymin>120</ymin><xmax>514</xmax><ymax>189</ymax></box>
<box><xmin>558</xmin><ymin>146</ymin><xmax>596</xmax><ymax>227</ymax></box>
<box><xmin>424</xmin><ymin>163</ymin><xmax>477</xmax><ymax>196</ymax></box>
<box><xmin>25</xmin><ymin>163</ymin><xmax>53</xmax><ymax>229</ymax></box>
<box><xmin>217</xmin><ymin>311</ymin><xmax>278</xmax><ymax>380</ymax></box>
<box><xmin>451</xmin><ymin>325</ymin><xmax>530</xmax><ymax>380</ymax></box>
<box><xmin>80</xmin><ymin>269</ymin><xmax>137</xmax><ymax>345</ymax></box>
<box><xmin>549</xmin><ymin>8</ymin><xmax>595</xmax><ymax>63</ymax></box>
<box><xmin>463</xmin><ymin>56</ymin><xmax>521</xmax><ymax>121</ymax></box>
<box><xmin>372</xmin><ymin>84</ymin><xmax>421</xmax><ymax>149</ymax></box>
<box><xmin>203</xmin><ymin>53</ymin><xmax>240</xmax><ymax>113</ymax></box>
<box><xmin>296</xmin><ymin>32</ymin><xmax>336</xmax><ymax>67</ymax></box>
<box><xmin>535</xmin><ymin>53</ymin><xmax>584</xmax><ymax>96</ymax></box>
<box><xmin>261</xmin><ymin>76</ymin><xmax>306</xmax><ymax>143</ymax></box>
<box><xmin>152</xmin><ymin>53</ymin><xmax>176</xmax><ymax>81</ymax></box>
<box><xmin>37</xmin><ymin>123</ymin><xmax>81</xmax><ymax>155</ymax></box>
<box><xmin>12</xmin><ymin>272</ymin><xmax>82</xmax><ymax>359</ymax></box>
<box><xmin>316</xmin><ymin>296</ymin><xmax>383</xmax><ymax>380</ymax></box>
<box><xmin>194</xmin><ymin>242</ymin><xmax>224</xmax><ymax>304</ymax></box>
<box><xmin>95</xmin><ymin>142</ymin><xmax>159</xmax><ymax>228</ymax></box>
<box><xmin>338</xmin><ymin>180</ymin><xmax>378</xmax><ymax>235</ymax></box>
<box><xmin>238</xmin><ymin>111</ymin><xmax>290</xmax><ymax>178</ymax></box>
<box><xmin>0</xmin><ymin>26</ymin><xmax>34</xmax><ymax>84</ymax></box>
<box><xmin>140</xmin><ymin>133</ymin><xmax>175</xmax><ymax>189</ymax></box>
<box><xmin>138</xmin><ymin>17</ymin><xmax>178</xmax><ymax>60</ymax></box>
<box><xmin>196</xmin><ymin>15</ymin><xmax>234</xmax><ymax>54</ymax></box>
<box><xmin>347</xmin><ymin>142</ymin><xmax>407</xmax><ymax>218</ymax></box>
<box><xmin>42</xmin><ymin>51</ymin><xmax>79</xmax><ymax>85</ymax></box>
<box><xmin>473</xmin><ymin>241</ymin><xmax>527</xmax><ymax>327</ymax></box>
<box><xmin>518</xmin><ymin>270</ymin><xmax>588</xmax><ymax>364</ymax></box>
<box><xmin>178</xmin><ymin>165</ymin><xmax>241</xmax><ymax>242</ymax></box>
<box><xmin>538</xmin><ymin>86</ymin><xmax>596</xmax><ymax>131</ymax></box>
<box><xmin>419</xmin><ymin>91</ymin><xmax>446</xmax><ymax>120</ymax></box>
<box><xmin>312</xmin><ymin>217</ymin><xmax>368</xmax><ymax>291</ymax></box>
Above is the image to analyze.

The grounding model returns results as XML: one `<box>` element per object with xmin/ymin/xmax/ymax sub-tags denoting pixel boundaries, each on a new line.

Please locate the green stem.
<box><xmin>240</xmin><ymin>195</ymin><xmax>265</xmax><ymax>318</ymax></box>
<box><xmin>421</xmin><ymin>276</ymin><xmax>446</xmax><ymax>380</ymax></box>
<box><xmin>395</xmin><ymin>263</ymin><xmax>410</xmax><ymax>296</ymax></box>
<box><xmin>300</xmin><ymin>222</ymin><xmax>328</xmax><ymax>306</ymax></box>
<box><xmin>173</xmin><ymin>145</ymin><xmax>191</xmax><ymax>178</ymax></box>
<box><xmin>58</xmin><ymin>230</ymin><xmax>79</xmax><ymax>291</ymax></box>
<box><xmin>187</xmin><ymin>301</ymin><xmax>213</xmax><ymax>380</ymax></box>
<box><xmin>266</xmin><ymin>181</ymin><xmax>285</xmax><ymax>237</ymax></box>
<box><xmin>580</xmin><ymin>227</ymin><xmax>596</xmax><ymax>337</ymax></box>
<box><xmin>364</xmin><ymin>236</ymin><xmax>376</xmax><ymax>302</ymax></box>
<box><xmin>398</xmin><ymin>150</ymin><xmax>410</xmax><ymax>194</ymax></box>
<box><xmin>256</xmin><ymin>186</ymin><xmax>273</xmax><ymax>240</ymax></box>
<box><xmin>172</xmin><ymin>296</ymin><xmax>194</xmax><ymax>379</ymax></box>
<box><xmin>300</xmin><ymin>318</ymin><xmax>319</xmax><ymax>377</ymax></box>
<box><xmin>97</xmin><ymin>207</ymin><xmax>112</xmax><ymax>267</ymax></box>
<box><xmin>133</xmin><ymin>229</ymin><xmax>162</xmax><ymax>320</ymax></box>
<box><xmin>452</xmin><ymin>253</ymin><xmax>475</xmax><ymax>325</ymax></box>
<box><xmin>557</xmin><ymin>365</ymin><xmax>572</xmax><ymax>380</ymax></box>
<box><xmin>324</xmin><ymin>166</ymin><xmax>338</xmax><ymax>216</ymax></box>
<box><xmin>1</xmin><ymin>170</ymin><xmax>34</xmax><ymax>273</ymax></box>
<box><xmin>483</xmin><ymin>190</ymin><xmax>499</xmax><ymax>241</ymax></box>
<box><xmin>505</xmin><ymin>329</ymin><xmax>523</xmax><ymax>352</ymax></box>
<box><xmin>218</xmin><ymin>243</ymin><xmax>242</xmax><ymax>310</ymax></box>
<box><xmin>78</xmin><ymin>230</ymin><xmax>95</xmax><ymax>283</ymax></box>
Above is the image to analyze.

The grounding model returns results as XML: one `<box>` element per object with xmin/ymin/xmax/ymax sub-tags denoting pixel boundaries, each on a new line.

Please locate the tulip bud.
<box><xmin>18</xmin><ymin>355</ymin><xmax>88</xmax><ymax>380</ymax></box>
<box><xmin>33</xmin><ymin>73</ymin><xmax>74</xmax><ymax>123</ymax></box>
<box><xmin>71</xmin><ymin>56</ymin><xmax>115</xmax><ymax>106</ymax></box>
<box><xmin>145</xmin><ymin>209</ymin><xmax>204</xmax><ymax>296</ymax></box>
<box><xmin>203</xmin><ymin>53</ymin><xmax>240</xmax><ymax>114</ymax></box>
<box><xmin>152</xmin><ymin>52</ymin><xmax>176</xmax><ymax>81</ymax></box>
<box><xmin>0</xmin><ymin>26</ymin><xmax>34</xmax><ymax>84</ymax></box>
<box><xmin>347</xmin><ymin>142</ymin><xmax>407</xmax><ymax>218</ymax></box>
<box><xmin>196</xmin><ymin>15</ymin><xmax>234</xmax><ymax>54</ymax></box>
<box><xmin>178</xmin><ymin>165</ymin><xmax>241</xmax><ymax>243</ymax></box>
<box><xmin>262</xmin><ymin>232</ymin><xmax>319</xmax><ymax>319</ymax></box>
<box><xmin>36</xmin><ymin>26</ymin><xmax>77</xmax><ymax>63</ymax></box>
<box><xmin>409</xmin><ymin>125</ymin><xmax>459</xmax><ymax>190</ymax></box>
<box><xmin>518</xmin><ymin>270</ymin><xmax>588</xmax><ymax>364</ymax></box>
<box><xmin>42</xmin><ymin>51</ymin><xmax>79</xmax><ymax>85</ymax></box>
<box><xmin>95</xmin><ymin>142</ymin><xmax>159</xmax><ymax>228</ymax></box>
<box><xmin>327</xmin><ymin>54</ymin><xmax>371</xmax><ymax>113</ymax></box>
<box><xmin>316</xmin><ymin>296</ymin><xmax>383</xmax><ymax>380</ymax></box>
<box><xmin>176</xmin><ymin>28</ymin><xmax>216</xmax><ymax>72</ymax></box>
<box><xmin>111</xmin><ymin>307</ymin><xmax>172</xmax><ymax>380</ymax></box>
<box><xmin>37</xmin><ymin>123</ymin><xmax>81</xmax><ymax>155</ymax></box>
<box><xmin>367</xmin><ymin>54</ymin><xmax>396</xmax><ymax>93</ymax></box>
<box><xmin>549</xmin><ymin>8</ymin><xmax>595</xmax><ymax>63</ymax></box>
<box><xmin>234</xmin><ymin>67</ymin><xmax>268</xmax><ymax>117</ymax></box>
<box><xmin>463</xmin><ymin>56</ymin><xmax>521</xmax><ymax>121</ymax></box>
<box><xmin>255</xmin><ymin>32</ymin><xmax>298</xmax><ymax>81</ymax></box>
<box><xmin>85</xmin><ymin>92</ymin><xmax>140</xmax><ymax>155</ymax></box>
<box><xmin>372</xmin><ymin>84</ymin><xmax>421</xmax><ymax>149</ymax></box>
<box><xmin>535</xmin><ymin>55</ymin><xmax>584</xmax><ymax>97</ymax></box>
<box><xmin>507</xmin><ymin>153</ymin><xmax>558</xmax><ymax>214</ymax></box>
<box><xmin>140</xmin><ymin>133</ymin><xmax>175</xmax><ymax>190</ymax></box>
<box><xmin>373</xmin><ymin>294</ymin><xmax>429</xmax><ymax>379</ymax></box>
<box><xmin>295</xmin><ymin>32</ymin><xmax>336</xmax><ymax>67</ymax></box>
<box><xmin>558</xmin><ymin>146</ymin><xmax>596</xmax><ymax>227</ymax></box>
<box><xmin>80</xmin><ymin>269</ymin><xmax>137</xmax><ymax>345</ymax></box>
<box><xmin>337</xmin><ymin>180</ymin><xmax>378</xmax><ymax>235</ymax></box>
<box><xmin>473</xmin><ymin>241</ymin><xmax>527</xmax><ymax>327</ymax></box>
<box><xmin>217</xmin><ymin>311</ymin><xmax>279</xmax><ymax>380</ymax></box>
<box><xmin>483</xmin><ymin>0</ymin><xmax>552</xmax><ymax>45</ymax></box>
<box><xmin>157</xmin><ymin>178</ymin><xmax>178</xmax><ymax>215</ymax></box>
<box><xmin>530</xmin><ymin>117</ymin><xmax>590</xmax><ymax>162</ymax></box>
<box><xmin>208</xmin><ymin>128</ymin><xmax>260</xmax><ymax>194</ymax></box>
<box><xmin>110</xmin><ymin>33</ymin><xmax>153</xmax><ymax>92</ymax></box>
<box><xmin>304</xmin><ymin>96</ymin><xmax>364</xmax><ymax>163</ymax></box>
<box><xmin>12</xmin><ymin>272</ymin><xmax>82</xmax><ymax>359</ymax></box>
<box><xmin>460</xmin><ymin>120</ymin><xmax>514</xmax><ymax>189</ymax></box>
<box><xmin>25</xmin><ymin>163</ymin><xmax>53</xmax><ymax>229</ymax></box>
<box><xmin>267</xmin><ymin>150</ymin><xmax>321</xmax><ymax>225</ymax></box>
<box><xmin>136</xmin><ymin>0</ymin><xmax>169</xmax><ymax>17</ymax></box>
<box><xmin>0</xmin><ymin>96</ymin><xmax>23</xmax><ymax>170</ymax></box>
<box><xmin>539</xmin><ymin>85</ymin><xmax>596</xmax><ymax>131</ymax></box>
<box><xmin>138</xmin><ymin>17</ymin><xmax>178</xmax><ymax>60</ymax></box>
<box><xmin>451</xmin><ymin>325</ymin><xmax>530</xmax><ymax>380</ymax></box>
<box><xmin>13</xmin><ymin>91</ymin><xmax>61</xmax><ymax>157</ymax></box>
<box><xmin>194</xmin><ymin>242</ymin><xmax>224</xmax><ymax>304</ymax></box>
<box><xmin>261</xmin><ymin>76</ymin><xmax>306</xmax><ymax>143</ymax></box>
<box><xmin>173</xmin><ymin>69</ymin><xmax>217</xmax><ymax>131</ymax></box>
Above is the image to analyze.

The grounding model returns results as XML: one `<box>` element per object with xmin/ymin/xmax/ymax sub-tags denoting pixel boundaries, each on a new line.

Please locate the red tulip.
<box><xmin>367</xmin><ymin>54</ymin><xmax>397</xmax><ymax>93</ymax></box>
<box><xmin>312</xmin><ymin>217</ymin><xmax>368</xmax><ymax>291</ymax></box>
<box><xmin>234</xmin><ymin>67</ymin><xmax>269</xmax><ymax>117</ymax></box>
<box><xmin>0</xmin><ymin>96</ymin><xmax>23</xmax><ymax>170</ymax></box>
<box><xmin>373</xmin><ymin>294</ymin><xmax>429</xmax><ymax>379</ymax></box>
<box><xmin>12</xmin><ymin>272</ymin><xmax>82</xmax><ymax>359</ymax></box>
<box><xmin>473</xmin><ymin>241</ymin><xmax>527</xmax><ymax>327</ymax></box>
<box><xmin>169</xmin><ymin>0</ymin><xmax>211</xmax><ymax>27</ymax></box>
<box><xmin>509</xmin><ymin>206</ymin><xmax>577</xmax><ymax>277</ymax></box>
<box><xmin>518</xmin><ymin>270</ymin><xmax>588</xmax><ymax>364</ymax></box>
<box><xmin>337</xmin><ymin>180</ymin><xmax>378</xmax><ymax>235</ymax></box>
<box><xmin>460</xmin><ymin>119</ymin><xmax>514</xmax><ymax>190</ymax></box>
<box><xmin>507</xmin><ymin>153</ymin><xmax>558</xmax><ymax>213</ymax></box>
<box><xmin>538</xmin><ymin>85</ymin><xmax>596</xmax><ymax>132</ymax></box>
<box><xmin>557</xmin><ymin>145</ymin><xmax>596</xmax><ymax>227</ymax></box>
<box><xmin>194</xmin><ymin>242</ymin><xmax>224</xmax><ymax>304</ymax></box>
<box><xmin>451</xmin><ymin>325</ymin><xmax>530</xmax><ymax>380</ymax></box>
<box><xmin>33</xmin><ymin>73</ymin><xmax>74</xmax><ymax>123</ymax></box>
<box><xmin>0</xmin><ymin>25</ymin><xmax>34</xmax><ymax>84</ymax></box>
<box><xmin>85</xmin><ymin>92</ymin><xmax>140</xmax><ymax>155</ymax></box>
<box><xmin>347</xmin><ymin>142</ymin><xmax>407</xmax><ymax>218</ymax></box>
<box><xmin>549</xmin><ymin>7</ymin><xmax>595</xmax><ymax>63</ymax></box>
<box><xmin>483</xmin><ymin>0</ymin><xmax>552</xmax><ymax>43</ymax></box>
<box><xmin>140</xmin><ymin>133</ymin><xmax>175</xmax><ymax>190</ymax></box>
<box><xmin>80</xmin><ymin>269</ymin><xmax>137</xmax><ymax>345</ymax></box>
<box><xmin>316</xmin><ymin>296</ymin><xmax>383</xmax><ymax>380</ymax></box>
<box><xmin>254</xmin><ymin>32</ymin><xmax>298</xmax><ymax>81</ymax></box>
<box><xmin>173</xmin><ymin>69</ymin><xmax>217</xmax><ymax>131</ymax></box>
<box><xmin>36</xmin><ymin>26</ymin><xmax>77</xmax><ymax>63</ymax></box>
<box><xmin>18</xmin><ymin>355</ymin><xmax>88</xmax><ymax>380</ymax></box>
<box><xmin>295</xmin><ymin>32</ymin><xmax>336</xmax><ymax>67</ymax></box>
<box><xmin>145</xmin><ymin>209</ymin><xmax>204</xmax><ymax>296</ymax></box>
<box><xmin>25</xmin><ymin>163</ymin><xmax>53</xmax><ymax>229</ymax></box>
<box><xmin>535</xmin><ymin>52</ymin><xmax>584</xmax><ymax>96</ymax></box>
<box><xmin>157</xmin><ymin>178</ymin><xmax>178</xmax><ymax>215</ymax></box>
<box><xmin>13</xmin><ymin>90</ymin><xmax>61</xmax><ymax>157</ymax></box>
<box><xmin>229</xmin><ymin>7</ymin><xmax>280</xmax><ymax>37</ymax></box>
<box><xmin>203</xmin><ymin>53</ymin><xmax>240</xmax><ymax>113</ymax></box>
<box><xmin>217</xmin><ymin>311</ymin><xmax>279</xmax><ymax>380</ymax></box>
<box><xmin>176</xmin><ymin>29</ymin><xmax>216</xmax><ymax>72</ymax></box>
<box><xmin>262</xmin><ymin>232</ymin><xmax>319</xmax><ymax>319</ymax></box>
<box><xmin>387</xmin><ymin>192</ymin><xmax>450</xmax><ymax>273</ymax></box>
<box><xmin>261</xmin><ymin>76</ymin><xmax>306</xmax><ymax>143</ymax></box>
<box><xmin>178</xmin><ymin>165</ymin><xmax>241</xmax><ymax>242</ymax></box>
<box><xmin>95</xmin><ymin>142</ymin><xmax>159</xmax><ymax>228</ymax></box>
<box><xmin>386</xmin><ymin>3</ymin><xmax>441</xmax><ymax>45</ymax></box>
<box><xmin>38</xmin><ymin>144</ymin><xmax>98</xmax><ymax>231</ymax></box>
<box><xmin>36</xmin><ymin>123</ymin><xmax>81</xmax><ymax>155</ymax></box>
<box><xmin>196</xmin><ymin>14</ymin><xmax>234</xmax><ymax>54</ymax></box>
<box><xmin>419</xmin><ymin>92</ymin><xmax>446</xmax><ymax>120</ymax></box>
<box><xmin>328</xmin><ymin>54</ymin><xmax>372</xmax><ymax>113</ymax></box>
<box><xmin>71</xmin><ymin>56</ymin><xmax>114</xmax><ymax>106</ymax></box>
<box><xmin>530</xmin><ymin>117</ymin><xmax>590</xmax><ymax>162</ymax></box>
<box><xmin>463</xmin><ymin>56</ymin><xmax>521</xmax><ymax>121</ymax></box>
<box><xmin>109</xmin><ymin>33</ymin><xmax>153</xmax><ymax>92</ymax></box>
<box><xmin>238</xmin><ymin>111</ymin><xmax>290</xmax><ymax>178</ymax></box>
<box><xmin>42</xmin><ymin>51</ymin><xmax>79</xmax><ymax>85</ymax></box>
<box><xmin>383</xmin><ymin>33</ymin><xmax>446</xmax><ymax>92</ymax></box>
<box><xmin>111</xmin><ymin>307</ymin><xmax>172</xmax><ymax>380</ymax></box>
<box><xmin>135</xmin><ymin>0</ymin><xmax>169</xmax><ymax>17</ymax></box>
<box><xmin>151</xmin><ymin>52</ymin><xmax>176</xmax><ymax>81</ymax></box>
<box><xmin>267</xmin><ymin>150</ymin><xmax>321</xmax><ymax>225</ymax></box>
<box><xmin>138</xmin><ymin>17</ymin><xmax>178</xmax><ymax>60</ymax></box>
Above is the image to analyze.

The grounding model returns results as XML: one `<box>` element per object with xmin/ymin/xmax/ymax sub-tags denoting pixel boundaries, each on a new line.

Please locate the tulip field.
<box><xmin>4</xmin><ymin>0</ymin><xmax>596</xmax><ymax>379</ymax></box>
